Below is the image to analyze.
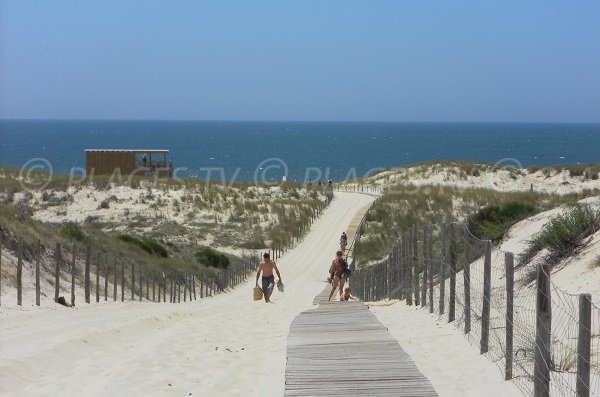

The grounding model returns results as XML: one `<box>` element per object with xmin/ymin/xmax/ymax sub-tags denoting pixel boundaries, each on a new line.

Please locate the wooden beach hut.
<box><xmin>85</xmin><ymin>149</ymin><xmax>173</xmax><ymax>177</ymax></box>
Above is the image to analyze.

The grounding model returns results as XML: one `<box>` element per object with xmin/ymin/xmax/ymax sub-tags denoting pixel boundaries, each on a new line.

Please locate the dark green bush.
<box><xmin>142</xmin><ymin>238</ymin><xmax>169</xmax><ymax>257</ymax></box>
<box><xmin>118</xmin><ymin>234</ymin><xmax>168</xmax><ymax>257</ymax></box>
<box><xmin>195</xmin><ymin>248</ymin><xmax>230</xmax><ymax>269</ymax></box>
<box><xmin>468</xmin><ymin>202</ymin><xmax>536</xmax><ymax>242</ymax></box>
<box><xmin>61</xmin><ymin>222</ymin><xmax>91</xmax><ymax>244</ymax></box>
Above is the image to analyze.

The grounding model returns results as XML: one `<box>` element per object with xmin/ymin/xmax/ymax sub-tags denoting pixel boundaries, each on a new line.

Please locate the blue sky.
<box><xmin>1</xmin><ymin>1</ymin><xmax>599</xmax><ymax>122</ymax></box>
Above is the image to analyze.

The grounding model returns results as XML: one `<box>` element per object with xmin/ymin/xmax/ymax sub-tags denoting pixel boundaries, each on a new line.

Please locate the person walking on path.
<box><xmin>328</xmin><ymin>251</ymin><xmax>348</xmax><ymax>301</ymax></box>
<box><xmin>255</xmin><ymin>252</ymin><xmax>282</xmax><ymax>303</ymax></box>
<box><xmin>339</xmin><ymin>231</ymin><xmax>348</xmax><ymax>252</ymax></box>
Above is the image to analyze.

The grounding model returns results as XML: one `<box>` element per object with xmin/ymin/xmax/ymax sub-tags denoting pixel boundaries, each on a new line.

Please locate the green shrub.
<box><xmin>61</xmin><ymin>222</ymin><xmax>91</xmax><ymax>244</ymax></box>
<box><xmin>118</xmin><ymin>234</ymin><xmax>168</xmax><ymax>257</ymax></box>
<box><xmin>195</xmin><ymin>248</ymin><xmax>230</xmax><ymax>269</ymax></box>
<box><xmin>468</xmin><ymin>202</ymin><xmax>536</xmax><ymax>242</ymax></box>
<box><xmin>142</xmin><ymin>238</ymin><xmax>169</xmax><ymax>257</ymax></box>
<box><xmin>534</xmin><ymin>204</ymin><xmax>598</xmax><ymax>253</ymax></box>
<box><xmin>519</xmin><ymin>204</ymin><xmax>600</xmax><ymax>268</ymax></box>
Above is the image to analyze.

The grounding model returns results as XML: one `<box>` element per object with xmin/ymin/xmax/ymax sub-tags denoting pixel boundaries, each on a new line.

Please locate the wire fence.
<box><xmin>350</xmin><ymin>218</ymin><xmax>600</xmax><ymax>397</ymax></box>
<box><xmin>0</xmin><ymin>239</ymin><xmax>260</xmax><ymax>308</ymax></box>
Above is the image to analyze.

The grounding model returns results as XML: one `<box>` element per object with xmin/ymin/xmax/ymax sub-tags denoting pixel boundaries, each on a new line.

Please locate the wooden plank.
<box><xmin>285</xmin><ymin>287</ymin><xmax>439</xmax><ymax>397</ymax></box>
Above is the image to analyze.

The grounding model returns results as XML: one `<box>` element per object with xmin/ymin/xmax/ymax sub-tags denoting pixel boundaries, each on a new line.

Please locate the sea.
<box><xmin>0</xmin><ymin>120</ymin><xmax>599</xmax><ymax>182</ymax></box>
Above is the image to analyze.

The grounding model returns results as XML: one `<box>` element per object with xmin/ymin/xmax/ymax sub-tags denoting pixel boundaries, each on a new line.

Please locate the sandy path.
<box><xmin>0</xmin><ymin>192</ymin><xmax>375</xmax><ymax>397</ymax></box>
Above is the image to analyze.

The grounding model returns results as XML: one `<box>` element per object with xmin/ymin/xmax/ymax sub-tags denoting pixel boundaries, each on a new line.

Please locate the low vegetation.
<box><xmin>195</xmin><ymin>248</ymin><xmax>230</xmax><ymax>269</ymax></box>
<box><xmin>118</xmin><ymin>234</ymin><xmax>169</xmax><ymax>258</ymax></box>
<box><xmin>353</xmin><ymin>182</ymin><xmax>597</xmax><ymax>267</ymax></box>
<box><xmin>61</xmin><ymin>222</ymin><xmax>93</xmax><ymax>245</ymax></box>
<box><xmin>527</xmin><ymin>164</ymin><xmax>600</xmax><ymax>180</ymax></box>
<box><xmin>0</xmin><ymin>166</ymin><xmax>331</xmax><ymax>293</ymax></box>
<box><xmin>519</xmin><ymin>204</ymin><xmax>600</xmax><ymax>270</ymax></box>
<box><xmin>467</xmin><ymin>202</ymin><xmax>536</xmax><ymax>242</ymax></box>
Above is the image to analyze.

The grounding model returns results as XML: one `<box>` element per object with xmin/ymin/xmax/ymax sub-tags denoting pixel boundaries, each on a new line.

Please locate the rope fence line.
<box><xmin>349</xmin><ymin>212</ymin><xmax>600</xmax><ymax>397</ymax></box>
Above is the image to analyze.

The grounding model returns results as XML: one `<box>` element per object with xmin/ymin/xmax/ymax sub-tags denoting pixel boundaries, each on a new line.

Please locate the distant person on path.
<box><xmin>328</xmin><ymin>251</ymin><xmax>348</xmax><ymax>301</ymax></box>
<box><xmin>255</xmin><ymin>252</ymin><xmax>282</xmax><ymax>303</ymax></box>
<box><xmin>340</xmin><ymin>231</ymin><xmax>348</xmax><ymax>252</ymax></box>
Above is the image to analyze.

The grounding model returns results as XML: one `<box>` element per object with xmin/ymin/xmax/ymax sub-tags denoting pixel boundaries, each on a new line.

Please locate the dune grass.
<box><xmin>467</xmin><ymin>202</ymin><xmax>536</xmax><ymax>243</ymax></box>
<box><xmin>353</xmin><ymin>182</ymin><xmax>596</xmax><ymax>267</ymax></box>
<box><xmin>519</xmin><ymin>204</ymin><xmax>600</xmax><ymax>271</ymax></box>
<box><xmin>0</xmin><ymin>166</ymin><xmax>329</xmax><ymax>254</ymax></box>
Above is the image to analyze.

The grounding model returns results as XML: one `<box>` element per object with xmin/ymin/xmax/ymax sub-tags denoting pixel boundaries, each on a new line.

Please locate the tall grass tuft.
<box><xmin>520</xmin><ymin>204</ymin><xmax>600</xmax><ymax>268</ymax></box>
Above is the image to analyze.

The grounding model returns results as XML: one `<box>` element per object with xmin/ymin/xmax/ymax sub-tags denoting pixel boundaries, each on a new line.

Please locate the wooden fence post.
<box><xmin>200</xmin><ymin>275</ymin><xmax>204</xmax><ymax>299</ymax></box>
<box><xmin>113</xmin><ymin>257</ymin><xmax>118</xmax><ymax>301</ymax></box>
<box><xmin>55</xmin><ymin>242</ymin><xmax>61</xmax><ymax>302</ymax></box>
<box><xmin>480</xmin><ymin>240</ymin><xmax>492</xmax><ymax>354</ymax></box>
<box><xmin>463</xmin><ymin>238</ymin><xmax>471</xmax><ymax>334</ymax></box>
<box><xmin>104</xmin><ymin>254</ymin><xmax>109</xmax><ymax>301</ymax></box>
<box><xmin>152</xmin><ymin>276</ymin><xmax>156</xmax><ymax>302</ymax></box>
<box><xmin>505</xmin><ymin>252</ymin><xmax>514</xmax><ymax>380</ymax></box>
<box><xmin>96</xmin><ymin>253</ymin><xmax>100</xmax><ymax>303</ymax></box>
<box><xmin>405</xmin><ymin>232</ymin><xmax>413</xmax><ymax>305</ymax></box>
<box><xmin>36</xmin><ymin>241</ymin><xmax>41</xmax><ymax>306</ymax></box>
<box><xmin>439</xmin><ymin>224</ymin><xmax>446</xmax><ymax>315</ymax></box>
<box><xmin>17</xmin><ymin>240</ymin><xmax>23</xmax><ymax>306</ymax></box>
<box><xmin>421</xmin><ymin>226</ymin><xmax>427</xmax><ymax>306</ymax></box>
<box><xmin>398</xmin><ymin>237</ymin><xmax>404</xmax><ymax>301</ymax></box>
<box><xmin>183</xmin><ymin>275</ymin><xmax>188</xmax><ymax>302</ymax></box>
<box><xmin>428</xmin><ymin>225</ymin><xmax>434</xmax><ymax>314</ymax></box>
<box><xmin>71</xmin><ymin>246</ymin><xmax>76</xmax><ymax>306</ymax></box>
<box><xmin>85</xmin><ymin>246</ymin><xmax>91</xmax><ymax>303</ymax></box>
<box><xmin>413</xmin><ymin>225</ymin><xmax>420</xmax><ymax>306</ymax></box>
<box><xmin>577</xmin><ymin>293</ymin><xmax>592</xmax><ymax>397</ymax></box>
<box><xmin>131</xmin><ymin>263</ymin><xmax>135</xmax><ymax>301</ymax></box>
<box><xmin>534</xmin><ymin>263</ymin><xmax>551</xmax><ymax>397</ymax></box>
<box><xmin>121</xmin><ymin>261</ymin><xmax>125</xmax><ymax>302</ymax></box>
<box><xmin>192</xmin><ymin>275</ymin><xmax>196</xmax><ymax>300</ymax></box>
<box><xmin>449</xmin><ymin>223</ymin><xmax>457</xmax><ymax>323</ymax></box>
<box><xmin>139</xmin><ymin>266</ymin><xmax>143</xmax><ymax>302</ymax></box>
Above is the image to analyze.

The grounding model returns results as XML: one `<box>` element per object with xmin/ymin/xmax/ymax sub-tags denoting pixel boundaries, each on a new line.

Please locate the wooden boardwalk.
<box><xmin>285</xmin><ymin>288</ymin><xmax>439</xmax><ymax>397</ymax></box>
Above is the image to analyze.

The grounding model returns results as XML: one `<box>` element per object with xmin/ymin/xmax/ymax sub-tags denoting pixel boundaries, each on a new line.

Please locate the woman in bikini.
<box><xmin>328</xmin><ymin>251</ymin><xmax>347</xmax><ymax>301</ymax></box>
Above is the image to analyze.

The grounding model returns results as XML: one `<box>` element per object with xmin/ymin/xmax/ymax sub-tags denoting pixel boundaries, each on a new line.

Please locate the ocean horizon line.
<box><xmin>2</xmin><ymin>118</ymin><xmax>600</xmax><ymax>125</ymax></box>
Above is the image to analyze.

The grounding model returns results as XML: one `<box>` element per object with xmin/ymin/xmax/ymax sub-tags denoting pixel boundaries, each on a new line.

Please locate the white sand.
<box><xmin>0</xmin><ymin>192</ymin><xmax>375</xmax><ymax>397</ymax></box>
<box><xmin>364</xmin><ymin>165</ymin><xmax>600</xmax><ymax>194</ymax></box>
<box><xmin>368</xmin><ymin>196</ymin><xmax>600</xmax><ymax>397</ymax></box>
<box><xmin>3</xmin><ymin>185</ymin><xmax>600</xmax><ymax>397</ymax></box>
<box><xmin>370</xmin><ymin>302</ymin><xmax>523</xmax><ymax>397</ymax></box>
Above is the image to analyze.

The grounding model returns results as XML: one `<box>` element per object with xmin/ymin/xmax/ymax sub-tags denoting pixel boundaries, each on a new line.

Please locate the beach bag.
<box><xmin>253</xmin><ymin>287</ymin><xmax>263</xmax><ymax>301</ymax></box>
<box><xmin>341</xmin><ymin>268</ymin><xmax>352</xmax><ymax>279</ymax></box>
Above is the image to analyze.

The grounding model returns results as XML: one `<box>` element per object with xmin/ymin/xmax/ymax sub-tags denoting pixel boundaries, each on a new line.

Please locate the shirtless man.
<box><xmin>255</xmin><ymin>252</ymin><xmax>282</xmax><ymax>303</ymax></box>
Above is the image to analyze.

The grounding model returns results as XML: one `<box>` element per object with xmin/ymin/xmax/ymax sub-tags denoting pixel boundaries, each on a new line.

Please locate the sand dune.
<box><xmin>0</xmin><ymin>192</ymin><xmax>374</xmax><ymax>397</ymax></box>
<box><xmin>3</xmin><ymin>188</ymin><xmax>599</xmax><ymax>397</ymax></box>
